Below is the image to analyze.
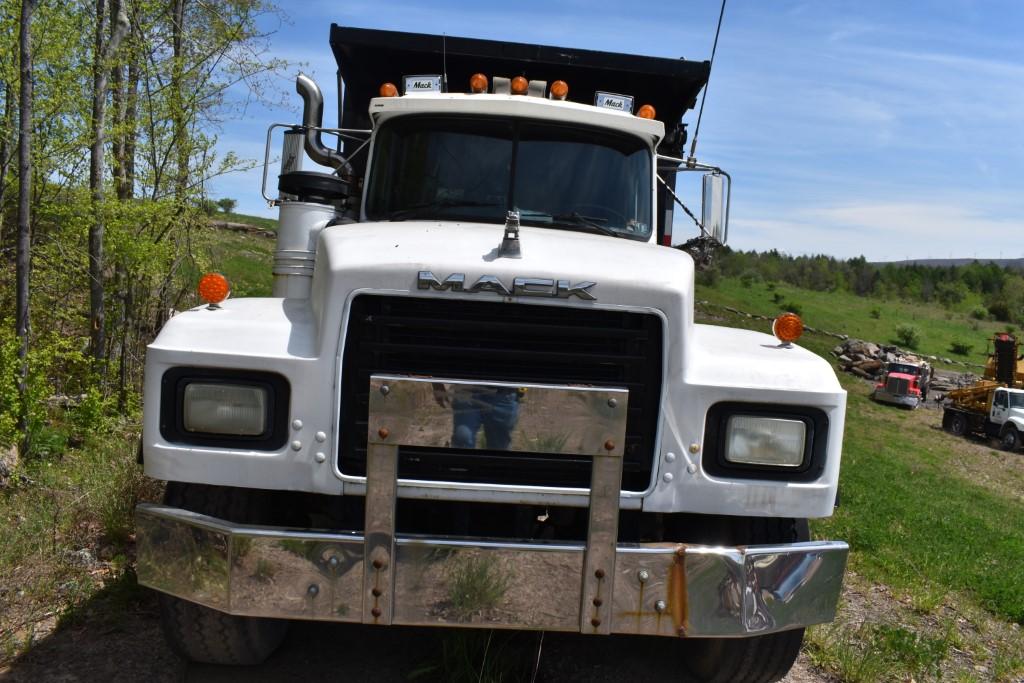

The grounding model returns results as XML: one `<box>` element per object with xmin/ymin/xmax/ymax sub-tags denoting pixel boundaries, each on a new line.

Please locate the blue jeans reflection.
<box><xmin>449</xmin><ymin>388</ymin><xmax>520</xmax><ymax>450</ymax></box>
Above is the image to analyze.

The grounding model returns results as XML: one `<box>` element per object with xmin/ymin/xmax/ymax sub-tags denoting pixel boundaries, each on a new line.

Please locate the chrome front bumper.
<box><xmin>870</xmin><ymin>388</ymin><xmax>921</xmax><ymax>408</ymax></box>
<box><xmin>138</xmin><ymin>374</ymin><xmax>847</xmax><ymax>637</ymax></box>
<box><xmin>136</xmin><ymin>504</ymin><xmax>847</xmax><ymax>637</ymax></box>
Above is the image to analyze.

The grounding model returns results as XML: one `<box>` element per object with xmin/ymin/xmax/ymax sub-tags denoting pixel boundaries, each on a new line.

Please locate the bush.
<box><xmin>772</xmin><ymin>292</ymin><xmax>785</xmax><ymax>305</ymax></box>
<box><xmin>949</xmin><ymin>341</ymin><xmax>973</xmax><ymax>356</ymax></box>
<box><xmin>988</xmin><ymin>301</ymin><xmax>1012</xmax><ymax>322</ymax></box>
<box><xmin>895</xmin><ymin>324</ymin><xmax>921</xmax><ymax>350</ymax></box>
<box><xmin>739</xmin><ymin>270</ymin><xmax>761</xmax><ymax>288</ymax></box>
<box><xmin>870</xmin><ymin>307</ymin><xmax>882</xmax><ymax>319</ymax></box>
<box><xmin>970</xmin><ymin>307</ymin><xmax>988</xmax><ymax>321</ymax></box>
<box><xmin>782</xmin><ymin>301</ymin><xmax>803</xmax><ymax>316</ymax></box>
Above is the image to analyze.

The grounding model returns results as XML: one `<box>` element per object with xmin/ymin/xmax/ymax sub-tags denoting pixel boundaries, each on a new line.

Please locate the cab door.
<box><xmin>991</xmin><ymin>389</ymin><xmax>1010</xmax><ymax>426</ymax></box>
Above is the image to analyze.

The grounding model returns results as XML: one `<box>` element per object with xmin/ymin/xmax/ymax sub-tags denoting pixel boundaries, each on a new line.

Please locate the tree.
<box><xmin>216</xmin><ymin>197</ymin><xmax>237</xmax><ymax>214</ymax></box>
<box><xmin>15</xmin><ymin>0</ymin><xmax>37</xmax><ymax>455</ymax></box>
<box><xmin>88</xmin><ymin>0</ymin><xmax>129</xmax><ymax>361</ymax></box>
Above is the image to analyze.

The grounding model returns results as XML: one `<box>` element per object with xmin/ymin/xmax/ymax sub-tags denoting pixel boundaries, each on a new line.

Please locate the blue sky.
<box><xmin>209</xmin><ymin>0</ymin><xmax>1024</xmax><ymax>262</ymax></box>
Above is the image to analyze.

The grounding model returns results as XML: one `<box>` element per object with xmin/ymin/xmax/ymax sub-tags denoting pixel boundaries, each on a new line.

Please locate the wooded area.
<box><xmin>704</xmin><ymin>249</ymin><xmax>1024</xmax><ymax>323</ymax></box>
<box><xmin>0</xmin><ymin>0</ymin><xmax>284</xmax><ymax>457</ymax></box>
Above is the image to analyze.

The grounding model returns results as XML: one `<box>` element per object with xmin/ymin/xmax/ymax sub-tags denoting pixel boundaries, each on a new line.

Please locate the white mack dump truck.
<box><xmin>136</xmin><ymin>26</ymin><xmax>849</xmax><ymax>682</ymax></box>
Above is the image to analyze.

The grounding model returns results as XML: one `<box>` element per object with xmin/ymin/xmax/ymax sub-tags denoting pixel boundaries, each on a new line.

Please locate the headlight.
<box><xmin>702</xmin><ymin>402</ymin><xmax>828</xmax><ymax>482</ymax></box>
<box><xmin>160</xmin><ymin>368</ymin><xmax>290</xmax><ymax>450</ymax></box>
<box><xmin>183</xmin><ymin>383</ymin><xmax>267</xmax><ymax>436</ymax></box>
<box><xmin>724</xmin><ymin>416</ymin><xmax>806</xmax><ymax>467</ymax></box>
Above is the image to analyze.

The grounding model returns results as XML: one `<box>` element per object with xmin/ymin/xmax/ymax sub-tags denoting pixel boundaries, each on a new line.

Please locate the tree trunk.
<box><xmin>88</xmin><ymin>0</ymin><xmax>129</xmax><ymax>362</ymax></box>
<box><xmin>0</xmin><ymin>84</ymin><xmax>14</xmax><ymax>250</ymax></box>
<box><xmin>16</xmin><ymin>0</ymin><xmax>37</xmax><ymax>456</ymax></box>
<box><xmin>170</xmin><ymin>0</ymin><xmax>188</xmax><ymax>205</ymax></box>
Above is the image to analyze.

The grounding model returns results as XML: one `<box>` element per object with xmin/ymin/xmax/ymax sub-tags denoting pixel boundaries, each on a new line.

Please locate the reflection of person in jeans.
<box><xmin>433</xmin><ymin>385</ymin><xmax>520</xmax><ymax>450</ymax></box>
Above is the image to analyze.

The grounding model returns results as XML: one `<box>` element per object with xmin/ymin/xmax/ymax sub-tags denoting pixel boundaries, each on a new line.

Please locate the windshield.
<box><xmin>888</xmin><ymin>363</ymin><xmax>922</xmax><ymax>375</ymax></box>
<box><xmin>365</xmin><ymin>116</ymin><xmax>652</xmax><ymax>240</ymax></box>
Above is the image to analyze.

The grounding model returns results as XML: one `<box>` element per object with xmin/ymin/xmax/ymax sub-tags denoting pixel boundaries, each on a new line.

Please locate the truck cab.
<box><xmin>871</xmin><ymin>360</ymin><xmax>932</xmax><ymax>408</ymax></box>
<box><xmin>990</xmin><ymin>388</ymin><xmax>1024</xmax><ymax>451</ymax></box>
<box><xmin>134</xmin><ymin>26</ymin><xmax>849</xmax><ymax>682</ymax></box>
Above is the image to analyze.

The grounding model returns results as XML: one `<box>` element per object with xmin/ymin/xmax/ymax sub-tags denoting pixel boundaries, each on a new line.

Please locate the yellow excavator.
<box><xmin>943</xmin><ymin>334</ymin><xmax>1024</xmax><ymax>451</ymax></box>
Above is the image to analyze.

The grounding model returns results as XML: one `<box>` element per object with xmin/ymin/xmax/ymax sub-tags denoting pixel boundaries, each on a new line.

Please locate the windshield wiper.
<box><xmin>387</xmin><ymin>199</ymin><xmax>500</xmax><ymax>221</ymax></box>
<box><xmin>520</xmin><ymin>211</ymin><xmax>620</xmax><ymax>238</ymax></box>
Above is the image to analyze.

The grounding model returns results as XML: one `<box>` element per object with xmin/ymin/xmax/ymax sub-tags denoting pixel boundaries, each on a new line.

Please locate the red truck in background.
<box><xmin>870</xmin><ymin>359</ymin><xmax>932</xmax><ymax>409</ymax></box>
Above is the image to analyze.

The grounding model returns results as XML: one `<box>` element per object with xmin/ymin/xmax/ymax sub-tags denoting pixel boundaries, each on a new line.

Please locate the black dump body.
<box><xmin>329</xmin><ymin>25</ymin><xmax>710</xmax><ymax>158</ymax></box>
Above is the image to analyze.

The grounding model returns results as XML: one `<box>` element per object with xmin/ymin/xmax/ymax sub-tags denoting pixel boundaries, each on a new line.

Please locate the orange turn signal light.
<box><xmin>379</xmin><ymin>82</ymin><xmax>398</xmax><ymax>97</ymax></box>
<box><xmin>469</xmin><ymin>73</ymin><xmax>489</xmax><ymax>93</ymax></box>
<box><xmin>636</xmin><ymin>104</ymin><xmax>656</xmax><ymax>119</ymax></box>
<box><xmin>198</xmin><ymin>272</ymin><xmax>230</xmax><ymax>306</ymax></box>
<box><xmin>550</xmin><ymin>80</ymin><xmax>569</xmax><ymax>100</ymax></box>
<box><xmin>510</xmin><ymin>76</ymin><xmax>529</xmax><ymax>95</ymax></box>
<box><xmin>773</xmin><ymin>312</ymin><xmax>804</xmax><ymax>344</ymax></box>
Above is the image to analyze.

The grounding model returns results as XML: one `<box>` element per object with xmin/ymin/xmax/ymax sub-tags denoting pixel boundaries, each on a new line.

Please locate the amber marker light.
<box><xmin>469</xmin><ymin>73</ymin><xmax>489</xmax><ymax>93</ymax></box>
<box><xmin>550</xmin><ymin>80</ymin><xmax>569</xmax><ymax>100</ymax></box>
<box><xmin>773</xmin><ymin>312</ymin><xmax>804</xmax><ymax>345</ymax></box>
<box><xmin>510</xmin><ymin>76</ymin><xmax>529</xmax><ymax>95</ymax></box>
<box><xmin>636</xmin><ymin>104</ymin><xmax>656</xmax><ymax>119</ymax></box>
<box><xmin>379</xmin><ymin>82</ymin><xmax>398</xmax><ymax>97</ymax></box>
<box><xmin>198</xmin><ymin>272</ymin><xmax>230</xmax><ymax>308</ymax></box>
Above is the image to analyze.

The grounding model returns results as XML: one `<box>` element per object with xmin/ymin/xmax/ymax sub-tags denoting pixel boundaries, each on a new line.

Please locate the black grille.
<box><xmin>886</xmin><ymin>377</ymin><xmax>910</xmax><ymax>395</ymax></box>
<box><xmin>339</xmin><ymin>295</ymin><xmax>663</xmax><ymax>490</ymax></box>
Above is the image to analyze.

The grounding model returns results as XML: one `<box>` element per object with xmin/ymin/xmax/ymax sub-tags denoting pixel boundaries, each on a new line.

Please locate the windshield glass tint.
<box><xmin>365</xmin><ymin>116</ymin><xmax>652</xmax><ymax>240</ymax></box>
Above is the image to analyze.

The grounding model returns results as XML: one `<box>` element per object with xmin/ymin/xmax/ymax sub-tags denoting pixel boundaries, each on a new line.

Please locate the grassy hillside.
<box><xmin>699</xmin><ymin>276</ymin><xmax>1011</xmax><ymax>367</ymax></box>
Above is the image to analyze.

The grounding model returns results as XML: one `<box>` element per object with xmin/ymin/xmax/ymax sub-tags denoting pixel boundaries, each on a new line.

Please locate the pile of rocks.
<box><xmin>832</xmin><ymin>339</ymin><xmax>913</xmax><ymax>379</ymax></box>
<box><xmin>831</xmin><ymin>339</ymin><xmax>977</xmax><ymax>392</ymax></box>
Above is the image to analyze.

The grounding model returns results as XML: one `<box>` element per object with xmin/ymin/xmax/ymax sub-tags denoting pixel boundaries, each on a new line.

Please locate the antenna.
<box><xmin>442</xmin><ymin>33</ymin><xmax>448</xmax><ymax>92</ymax></box>
<box><xmin>687</xmin><ymin>0</ymin><xmax>727</xmax><ymax>166</ymax></box>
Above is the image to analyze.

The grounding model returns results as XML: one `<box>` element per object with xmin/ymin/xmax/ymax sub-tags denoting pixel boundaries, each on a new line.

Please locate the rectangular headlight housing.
<box><xmin>160</xmin><ymin>367</ymin><xmax>290</xmax><ymax>450</ymax></box>
<box><xmin>724</xmin><ymin>416</ymin><xmax>806</xmax><ymax>467</ymax></box>
<box><xmin>702</xmin><ymin>402</ymin><xmax>828</xmax><ymax>482</ymax></box>
<box><xmin>183</xmin><ymin>383</ymin><xmax>267</xmax><ymax>436</ymax></box>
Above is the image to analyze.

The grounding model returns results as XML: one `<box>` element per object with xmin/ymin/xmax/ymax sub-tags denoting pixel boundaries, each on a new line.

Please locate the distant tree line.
<box><xmin>0</xmin><ymin>0</ymin><xmax>285</xmax><ymax>455</ymax></box>
<box><xmin>700</xmin><ymin>248</ymin><xmax>1024</xmax><ymax>324</ymax></box>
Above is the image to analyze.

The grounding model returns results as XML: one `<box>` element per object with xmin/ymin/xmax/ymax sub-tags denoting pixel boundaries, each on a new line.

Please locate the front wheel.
<box><xmin>676</xmin><ymin>516</ymin><xmax>810</xmax><ymax>683</ymax></box>
<box><xmin>157</xmin><ymin>483</ymin><xmax>289</xmax><ymax>665</ymax></box>
<box><xmin>1000</xmin><ymin>426</ymin><xmax>1021</xmax><ymax>452</ymax></box>
<box><xmin>678</xmin><ymin>628</ymin><xmax>805</xmax><ymax>683</ymax></box>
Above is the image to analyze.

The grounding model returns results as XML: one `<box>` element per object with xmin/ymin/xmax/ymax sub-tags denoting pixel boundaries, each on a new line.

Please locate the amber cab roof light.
<box><xmin>198</xmin><ymin>273</ymin><xmax>230</xmax><ymax>308</ymax></box>
<box><xmin>469</xmin><ymin>73</ymin><xmax>488</xmax><ymax>93</ymax></box>
<box><xmin>773</xmin><ymin>312</ymin><xmax>804</xmax><ymax>345</ymax></box>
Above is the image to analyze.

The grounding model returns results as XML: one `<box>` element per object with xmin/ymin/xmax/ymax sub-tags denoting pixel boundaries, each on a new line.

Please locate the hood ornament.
<box><xmin>498</xmin><ymin>210</ymin><xmax>522</xmax><ymax>259</ymax></box>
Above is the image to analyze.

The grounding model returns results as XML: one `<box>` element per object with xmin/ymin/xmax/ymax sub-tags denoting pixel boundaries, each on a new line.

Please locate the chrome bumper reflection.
<box><xmin>136</xmin><ymin>503</ymin><xmax>848</xmax><ymax>637</ymax></box>
<box><xmin>870</xmin><ymin>389</ymin><xmax>921</xmax><ymax>408</ymax></box>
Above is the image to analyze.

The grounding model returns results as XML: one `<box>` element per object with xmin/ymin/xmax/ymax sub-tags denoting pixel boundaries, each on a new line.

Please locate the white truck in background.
<box><xmin>135</xmin><ymin>26</ymin><xmax>848</xmax><ymax>682</ymax></box>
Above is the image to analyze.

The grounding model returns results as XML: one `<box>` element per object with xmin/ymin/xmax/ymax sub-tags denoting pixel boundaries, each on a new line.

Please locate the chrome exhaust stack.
<box><xmin>295</xmin><ymin>72</ymin><xmax>351</xmax><ymax>175</ymax></box>
<box><xmin>271</xmin><ymin>74</ymin><xmax>354</xmax><ymax>300</ymax></box>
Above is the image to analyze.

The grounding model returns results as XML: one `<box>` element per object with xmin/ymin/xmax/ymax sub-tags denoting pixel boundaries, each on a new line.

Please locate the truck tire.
<box><xmin>157</xmin><ymin>483</ymin><xmax>289</xmax><ymax>665</ymax></box>
<box><xmin>948</xmin><ymin>412</ymin><xmax>968</xmax><ymax>437</ymax></box>
<box><xmin>1000</xmin><ymin>425</ymin><xmax>1021</xmax><ymax>452</ymax></box>
<box><xmin>677</xmin><ymin>517</ymin><xmax>809</xmax><ymax>683</ymax></box>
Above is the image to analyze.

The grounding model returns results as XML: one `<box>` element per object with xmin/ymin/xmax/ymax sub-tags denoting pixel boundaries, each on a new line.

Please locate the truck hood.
<box><xmin>310</xmin><ymin>220</ymin><xmax>696</xmax><ymax>346</ymax></box>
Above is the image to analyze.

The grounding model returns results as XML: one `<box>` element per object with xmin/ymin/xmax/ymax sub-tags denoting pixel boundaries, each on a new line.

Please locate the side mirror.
<box><xmin>701</xmin><ymin>171</ymin><xmax>730</xmax><ymax>245</ymax></box>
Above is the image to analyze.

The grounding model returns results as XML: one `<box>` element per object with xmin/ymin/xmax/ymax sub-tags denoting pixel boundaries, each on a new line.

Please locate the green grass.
<box><xmin>183</xmin><ymin>226</ymin><xmax>275</xmax><ymax>300</ymax></box>
<box><xmin>817</xmin><ymin>377</ymin><xmax>1024</xmax><ymax>623</ymax></box>
<box><xmin>215</xmin><ymin>211</ymin><xmax>278</xmax><ymax>232</ymax></box>
<box><xmin>0</xmin><ymin>426</ymin><xmax>162</xmax><ymax>662</ymax></box>
<box><xmin>698</xmin><ymin>276</ymin><xmax>1012</xmax><ymax>366</ymax></box>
